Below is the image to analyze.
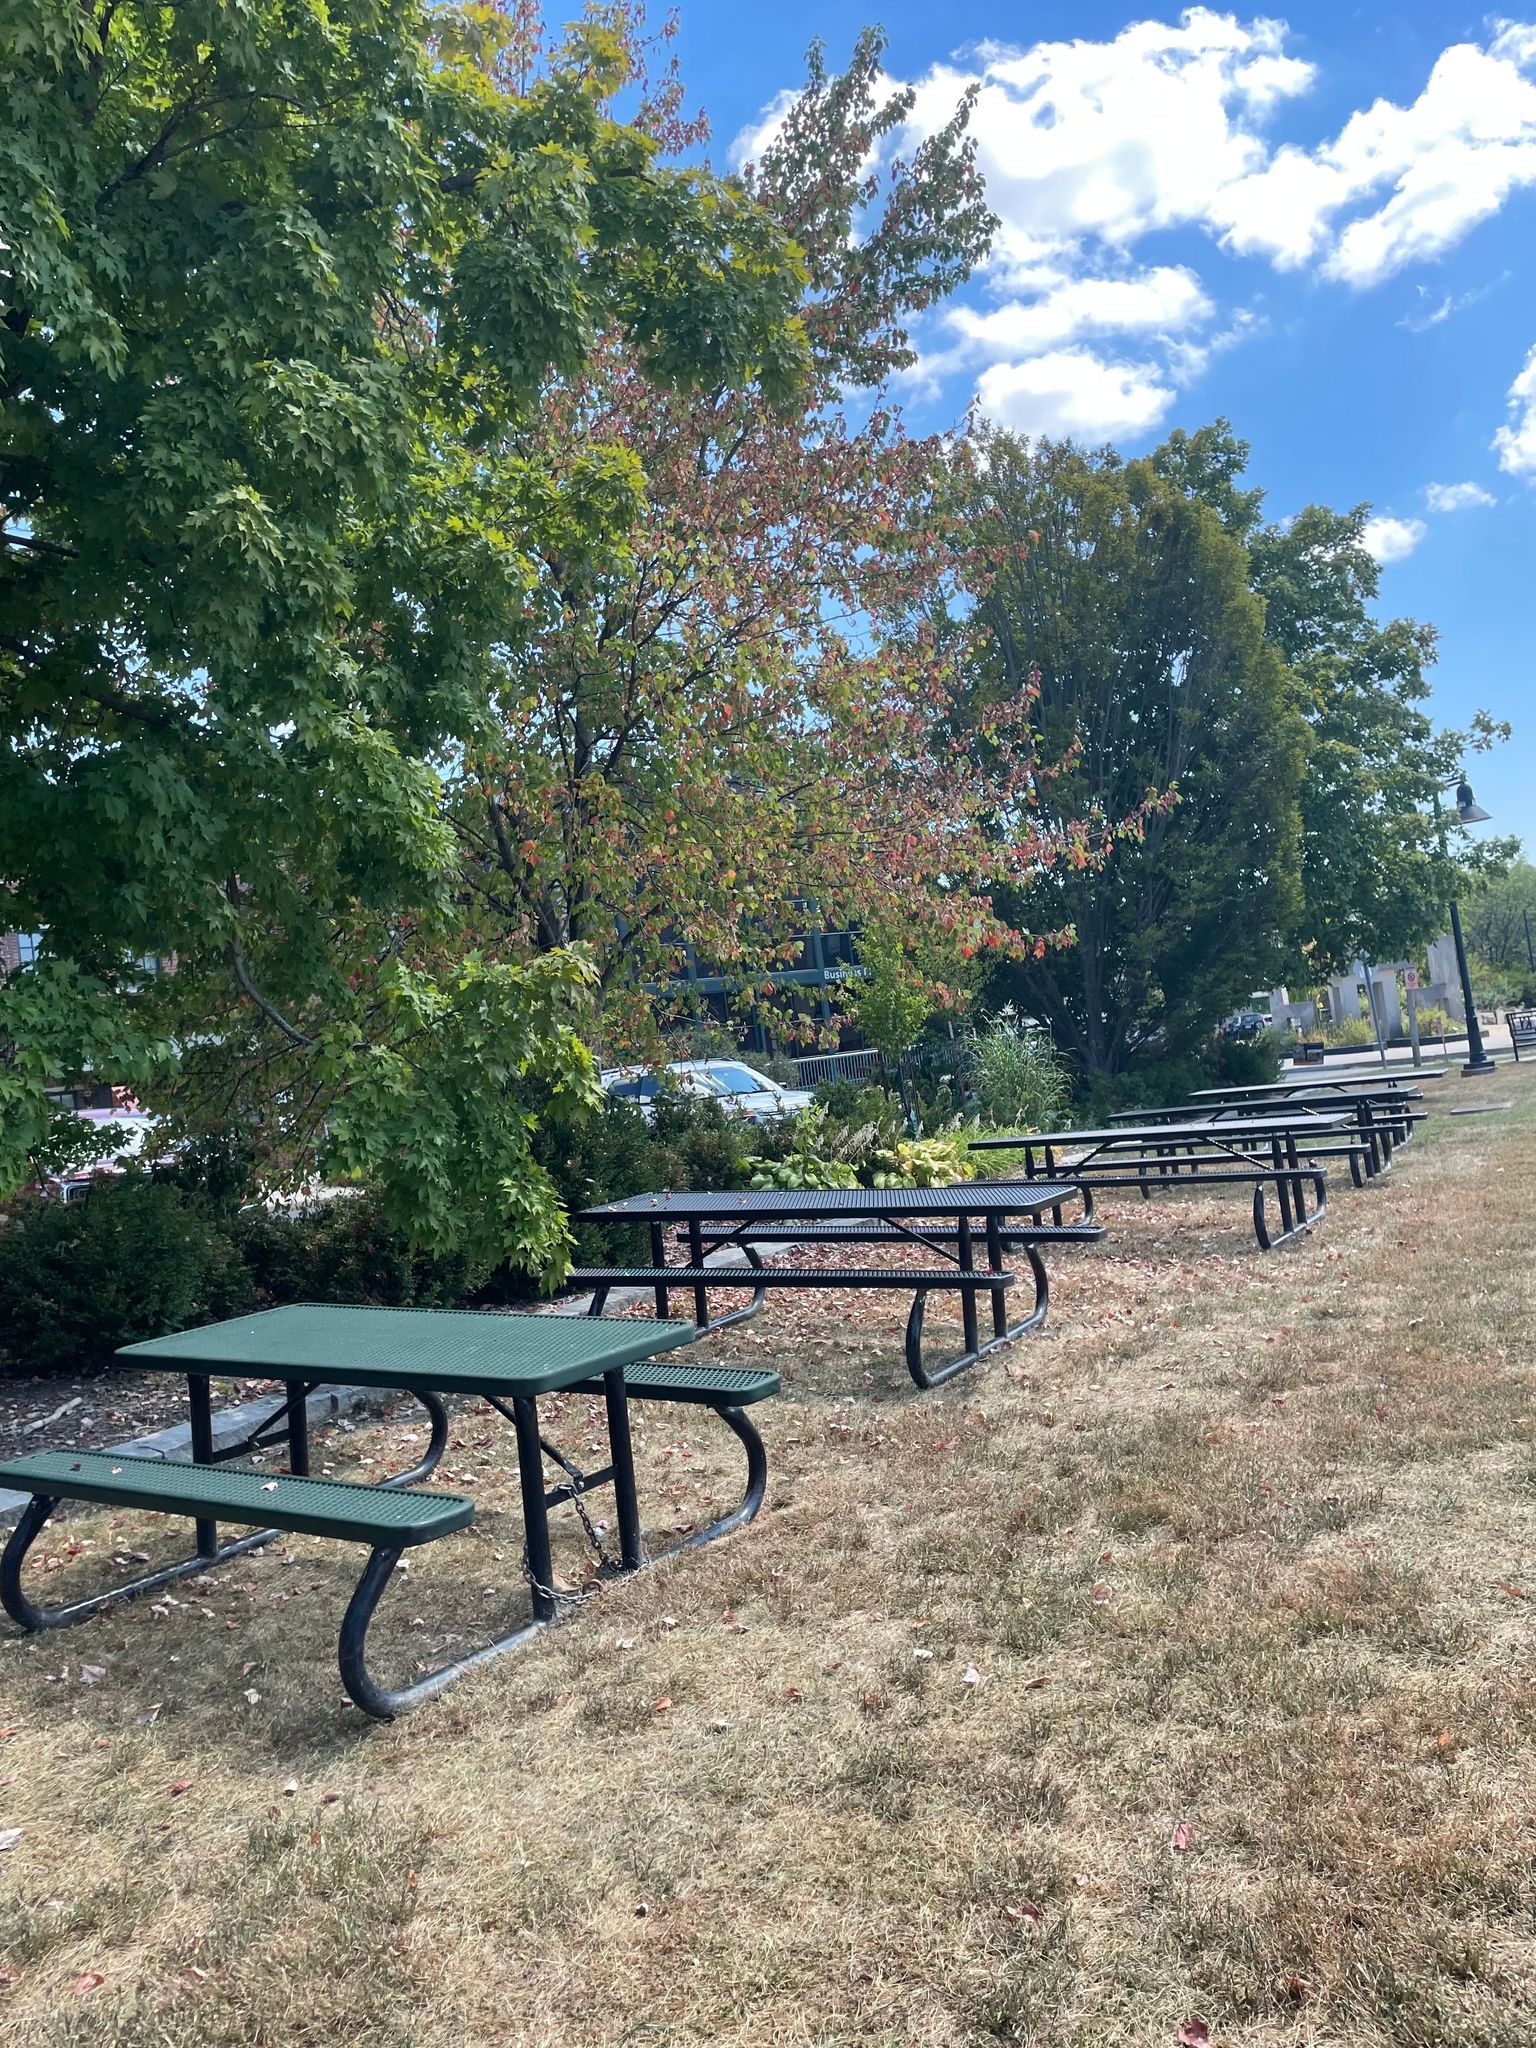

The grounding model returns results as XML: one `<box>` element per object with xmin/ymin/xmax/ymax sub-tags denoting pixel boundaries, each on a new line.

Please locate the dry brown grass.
<box><xmin>5</xmin><ymin>1074</ymin><xmax>1536</xmax><ymax>2046</ymax></box>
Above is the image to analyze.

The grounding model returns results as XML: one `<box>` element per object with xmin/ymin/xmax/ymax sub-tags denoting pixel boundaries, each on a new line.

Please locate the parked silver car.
<box><xmin>674</xmin><ymin>1059</ymin><xmax>814</xmax><ymax>1123</ymax></box>
<box><xmin>600</xmin><ymin>1059</ymin><xmax>812</xmax><ymax>1124</ymax></box>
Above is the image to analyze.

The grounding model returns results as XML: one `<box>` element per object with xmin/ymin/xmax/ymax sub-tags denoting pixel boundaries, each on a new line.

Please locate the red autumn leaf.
<box><xmin>73</xmin><ymin>1972</ymin><xmax>105</xmax><ymax>1995</ymax></box>
<box><xmin>1175</xmin><ymin>2022</ymin><xmax>1210</xmax><ymax>2047</ymax></box>
<box><xmin>1498</xmin><ymin>1583</ymin><xmax>1527</xmax><ymax>1599</ymax></box>
<box><xmin>1170</xmin><ymin>1821</ymin><xmax>1194</xmax><ymax>1853</ymax></box>
<box><xmin>169</xmin><ymin>1778</ymin><xmax>193</xmax><ymax>1796</ymax></box>
<box><xmin>652</xmin><ymin>1696</ymin><xmax>672</xmax><ymax>1714</ymax></box>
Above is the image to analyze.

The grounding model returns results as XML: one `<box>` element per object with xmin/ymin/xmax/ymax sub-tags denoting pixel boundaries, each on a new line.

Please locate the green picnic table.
<box><xmin>0</xmin><ymin>1306</ymin><xmax>779</xmax><ymax>1719</ymax></box>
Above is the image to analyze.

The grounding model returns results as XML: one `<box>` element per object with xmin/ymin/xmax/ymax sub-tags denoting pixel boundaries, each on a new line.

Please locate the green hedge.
<box><xmin>0</xmin><ymin>1097</ymin><xmax>761</xmax><ymax>1378</ymax></box>
<box><xmin>0</xmin><ymin>1180</ymin><xmax>255</xmax><ymax>1377</ymax></box>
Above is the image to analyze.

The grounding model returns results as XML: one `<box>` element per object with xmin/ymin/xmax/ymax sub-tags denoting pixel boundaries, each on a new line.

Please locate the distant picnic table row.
<box><xmin>971</xmin><ymin>1070</ymin><xmax>1434</xmax><ymax>1249</ymax></box>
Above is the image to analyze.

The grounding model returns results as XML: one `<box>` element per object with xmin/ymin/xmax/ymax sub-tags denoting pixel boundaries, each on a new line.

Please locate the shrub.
<box><xmin>1321</xmin><ymin>1015</ymin><xmax>1376</xmax><ymax>1047</ymax></box>
<box><xmin>969</xmin><ymin>1011</ymin><xmax>1070</xmax><ymax>1131</ymax></box>
<box><xmin>1412</xmin><ymin>1004</ymin><xmax>1454</xmax><ymax>1038</ymax></box>
<box><xmin>747</xmin><ymin>1153</ymin><xmax>859</xmax><ymax>1189</ymax></box>
<box><xmin>1208</xmin><ymin>1030</ymin><xmax>1282</xmax><ymax>1087</ymax></box>
<box><xmin>233</xmin><ymin>1192</ymin><xmax>483</xmax><ymax>1310</ymax></box>
<box><xmin>0</xmin><ymin>1179</ymin><xmax>255</xmax><ymax>1378</ymax></box>
<box><xmin>868</xmin><ymin>1134</ymin><xmax>973</xmax><ymax>1187</ymax></box>
<box><xmin>747</xmin><ymin>1105</ymin><xmax>860</xmax><ymax>1188</ymax></box>
<box><xmin>525</xmin><ymin>1096</ymin><xmax>755</xmax><ymax>1282</ymax></box>
<box><xmin>1074</xmin><ymin>1057</ymin><xmax>1207</xmax><ymax>1123</ymax></box>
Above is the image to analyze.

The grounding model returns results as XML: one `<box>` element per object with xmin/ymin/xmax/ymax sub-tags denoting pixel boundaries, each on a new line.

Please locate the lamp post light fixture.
<box><xmin>1435</xmin><ymin>775</ymin><xmax>1497</xmax><ymax>1077</ymax></box>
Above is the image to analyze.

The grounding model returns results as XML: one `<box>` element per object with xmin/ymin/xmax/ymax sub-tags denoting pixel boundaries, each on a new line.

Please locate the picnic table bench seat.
<box><xmin>566</xmin><ymin>1359</ymin><xmax>780</xmax><ymax>1405</ymax></box>
<box><xmin>693</xmin><ymin>1220</ymin><xmax>1105</xmax><ymax>1247</ymax></box>
<box><xmin>568</xmin><ymin>1263</ymin><xmax>1019</xmax><ymax>1291</ymax></box>
<box><xmin>0</xmin><ymin>1449</ymin><xmax>473</xmax><ymax>1549</ymax></box>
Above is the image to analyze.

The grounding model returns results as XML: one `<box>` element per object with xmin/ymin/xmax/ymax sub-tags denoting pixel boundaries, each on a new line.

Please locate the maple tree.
<box><xmin>0</xmin><ymin>0</ymin><xmax>806</xmax><ymax>1269</ymax></box>
<box><xmin>448</xmin><ymin>19</ymin><xmax>1110</xmax><ymax>1050</ymax></box>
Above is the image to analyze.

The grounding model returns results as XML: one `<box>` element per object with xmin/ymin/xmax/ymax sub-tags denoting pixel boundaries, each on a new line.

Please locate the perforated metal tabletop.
<box><xmin>578</xmin><ymin>1183</ymin><xmax>1078</xmax><ymax>1221</ymax></box>
<box><xmin>970</xmin><ymin>1115</ymin><xmax>1351</xmax><ymax>1149</ymax></box>
<box><xmin>117</xmin><ymin>1305</ymin><xmax>697</xmax><ymax>1395</ymax></box>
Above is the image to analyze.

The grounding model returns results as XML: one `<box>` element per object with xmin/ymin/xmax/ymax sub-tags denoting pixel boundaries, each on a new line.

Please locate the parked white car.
<box><xmin>675</xmin><ymin>1059</ymin><xmax>814</xmax><ymax>1124</ymax></box>
<box><xmin>600</xmin><ymin>1059</ymin><xmax>813</xmax><ymax>1125</ymax></box>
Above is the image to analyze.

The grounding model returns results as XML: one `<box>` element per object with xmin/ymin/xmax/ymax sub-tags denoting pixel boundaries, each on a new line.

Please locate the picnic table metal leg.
<box><xmin>188</xmin><ymin>1375</ymin><xmax>217</xmax><ymax>1561</ymax></box>
<box><xmin>686</xmin><ymin>1219</ymin><xmax>709</xmax><ymax>1329</ymax></box>
<box><xmin>382</xmin><ymin>1391</ymin><xmax>450</xmax><ymax>1488</ymax></box>
<box><xmin>1277</xmin><ymin>1138</ymin><xmax>1302</xmax><ymax>1228</ymax></box>
<box><xmin>957</xmin><ymin>1215</ymin><xmax>980</xmax><ymax>1358</ymax></box>
<box><xmin>1286</xmin><ymin>1132</ymin><xmax>1306</xmax><ymax>1224</ymax></box>
<box><xmin>602</xmin><ymin>1367</ymin><xmax>644</xmax><ymax>1571</ymax></box>
<box><xmin>985</xmin><ymin>1214</ymin><xmax>1008</xmax><ymax>1341</ymax></box>
<box><xmin>511</xmin><ymin>1395</ymin><xmax>558</xmax><ymax>1625</ymax></box>
<box><xmin>285</xmin><ymin>1384</ymin><xmax>310</xmax><ymax>1476</ymax></box>
<box><xmin>651</xmin><ymin>1221</ymin><xmax>669</xmax><ymax>1318</ymax></box>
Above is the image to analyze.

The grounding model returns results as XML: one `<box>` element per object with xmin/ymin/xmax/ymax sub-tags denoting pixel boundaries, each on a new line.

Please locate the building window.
<box><xmin>16</xmin><ymin>933</ymin><xmax>41</xmax><ymax>967</ymax></box>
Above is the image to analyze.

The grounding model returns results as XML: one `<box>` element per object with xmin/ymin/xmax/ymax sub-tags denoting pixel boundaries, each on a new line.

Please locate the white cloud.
<box><xmin>1493</xmin><ymin>344</ymin><xmax>1536</xmax><ymax>477</ymax></box>
<box><xmin>975</xmin><ymin>349</ymin><xmax>1176</xmax><ymax>440</ymax></box>
<box><xmin>1423</xmin><ymin>480</ymin><xmax>1496</xmax><ymax>511</ymax></box>
<box><xmin>911</xmin><ymin>13</ymin><xmax>1314</xmax><ymax>256</ymax></box>
<box><xmin>1360</xmin><ymin>514</ymin><xmax>1428</xmax><ymax>563</ymax></box>
<box><xmin>1207</xmin><ymin>27</ymin><xmax>1536</xmax><ymax>284</ymax></box>
<box><xmin>728</xmin><ymin>87</ymin><xmax>800</xmax><ymax>169</ymax></box>
<box><xmin>1397</xmin><ymin>275</ymin><xmax>1507</xmax><ymax>332</ymax></box>
<box><xmin>948</xmin><ymin>266</ymin><xmax>1213</xmax><ymax>358</ymax></box>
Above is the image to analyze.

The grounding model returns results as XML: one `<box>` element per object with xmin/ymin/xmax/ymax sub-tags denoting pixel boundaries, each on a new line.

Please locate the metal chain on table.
<box><xmin>518</xmin><ymin>1436</ymin><xmax>615</xmax><ymax>1609</ymax></box>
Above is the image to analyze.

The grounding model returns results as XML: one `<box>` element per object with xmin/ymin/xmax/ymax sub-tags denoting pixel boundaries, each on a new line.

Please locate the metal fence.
<box><xmin>791</xmin><ymin>1048</ymin><xmax>884</xmax><ymax>1087</ymax></box>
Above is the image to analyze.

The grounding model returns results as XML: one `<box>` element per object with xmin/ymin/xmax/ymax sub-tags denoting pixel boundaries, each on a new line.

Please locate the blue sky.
<box><xmin>675</xmin><ymin>4</ymin><xmax>1536</xmax><ymax>852</ymax></box>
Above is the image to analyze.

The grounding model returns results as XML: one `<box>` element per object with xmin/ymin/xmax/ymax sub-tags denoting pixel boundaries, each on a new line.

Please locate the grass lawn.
<box><xmin>4</xmin><ymin>1072</ymin><xmax>1536</xmax><ymax>2046</ymax></box>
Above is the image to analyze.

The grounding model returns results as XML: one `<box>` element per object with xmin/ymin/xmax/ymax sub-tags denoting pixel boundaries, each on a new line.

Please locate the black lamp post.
<box><xmin>1435</xmin><ymin>775</ymin><xmax>1496</xmax><ymax>1076</ymax></box>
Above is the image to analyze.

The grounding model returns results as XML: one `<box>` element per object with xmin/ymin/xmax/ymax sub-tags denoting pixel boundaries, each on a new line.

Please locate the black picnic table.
<box><xmin>0</xmin><ymin>1307</ymin><xmax>778</xmax><ymax>1718</ymax></box>
<box><xmin>573</xmin><ymin>1181</ymin><xmax>1097</xmax><ymax>1390</ymax></box>
<box><xmin>1190</xmin><ymin>1071</ymin><xmax>1443</xmax><ymax>1099</ymax></box>
<box><xmin>970</xmin><ymin>1111</ymin><xmax>1357</xmax><ymax>1249</ymax></box>
<box><xmin>1114</xmin><ymin>1078</ymin><xmax>1429</xmax><ymax>1173</ymax></box>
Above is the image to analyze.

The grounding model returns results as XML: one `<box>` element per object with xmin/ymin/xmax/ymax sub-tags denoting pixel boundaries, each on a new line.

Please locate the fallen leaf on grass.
<box><xmin>73</xmin><ymin>1972</ymin><xmax>105</xmax><ymax>1996</ymax></box>
<box><xmin>169</xmin><ymin>1778</ymin><xmax>193</xmax><ymax>1797</ymax></box>
<box><xmin>652</xmin><ymin>1696</ymin><xmax>672</xmax><ymax>1714</ymax></box>
<box><xmin>1002</xmin><ymin>1901</ymin><xmax>1044</xmax><ymax>1931</ymax></box>
<box><xmin>1170</xmin><ymin>1821</ymin><xmax>1194</xmax><ymax>1853</ymax></box>
<box><xmin>1498</xmin><ymin>1583</ymin><xmax>1528</xmax><ymax>1599</ymax></box>
<box><xmin>1175</xmin><ymin>2022</ymin><xmax>1210</xmax><ymax>2047</ymax></box>
<box><xmin>960</xmin><ymin>1664</ymin><xmax>984</xmax><ymax>1688</ymax></box>
<box><xmin>0</xmin><ymin>1828</ymin><xmax>21</xmax><ymax>1851</ymax></box>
